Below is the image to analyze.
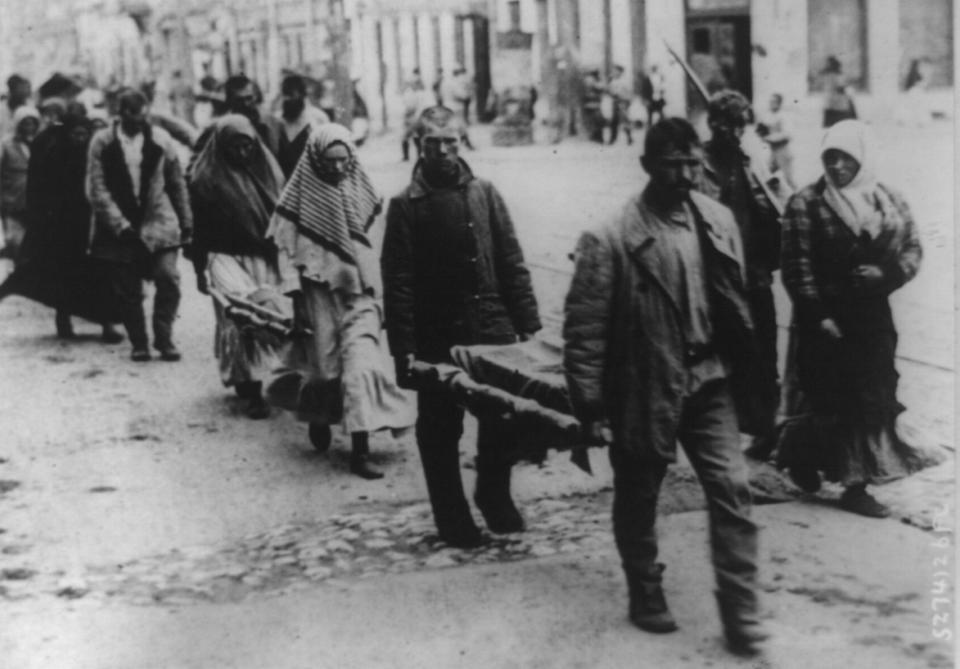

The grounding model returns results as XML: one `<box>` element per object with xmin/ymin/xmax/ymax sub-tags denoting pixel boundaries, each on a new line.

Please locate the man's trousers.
<box><xmin>113</xmin><ymin>248</ymin><xmax>181</xmax><ymax>350</ymax></box>
<box><xmin>609</xmin><ymin>378</ymin><xmax>759</xmax><ymax>611</ymax></box>
<box><xmin>415</xmin><ymin>387</ymin><xmax>516</xmax><ymax>534</ymax></box>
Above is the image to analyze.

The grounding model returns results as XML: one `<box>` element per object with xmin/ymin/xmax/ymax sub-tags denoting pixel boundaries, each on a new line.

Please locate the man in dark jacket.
<box><xmin>382</xmin><ymin>106</ymin><xmax>542</xmax><ymax>548</ymax></box>
<box><xmin>564</xmin><ymin>118</ymin><xmax>766</xmax><ymax>657</ymax></box>
<box><xmin>697</xmin><ymin>90</ymin><xmax>786</xmax><ymax>458</ymax></box>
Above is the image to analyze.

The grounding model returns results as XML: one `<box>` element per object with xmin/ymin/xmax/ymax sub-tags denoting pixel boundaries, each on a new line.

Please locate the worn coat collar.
<box><xmin>407</xmin><ymin>158</ymin><xmax>475</xmax><ymax>199</ymax></box>
<box><xmin>624</xmin><ymin>189</ymin><xmax>741</xmax><ymax>264</ymax></box>
<box><xmin>621</xmin><ymin>188</ymin><xmax>743</xmax><ymax>316</ymax></box>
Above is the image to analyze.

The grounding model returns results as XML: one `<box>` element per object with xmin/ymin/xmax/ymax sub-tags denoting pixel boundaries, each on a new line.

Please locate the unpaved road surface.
<box><xmin>0</xmin><ymin>120</ymin><xmax>954</xmax><ymax>668</ymax></box>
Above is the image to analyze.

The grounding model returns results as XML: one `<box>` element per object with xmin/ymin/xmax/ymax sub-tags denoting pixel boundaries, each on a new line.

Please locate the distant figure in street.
<box><xmin>0</xmin><ymin>105</ymin><xmax>39</xmax><ymax>261</ymax></box>
<box><xmin>581</xmin><ymin>69</ymin><xmax>606</xmax><ymax>143</ymax></box>
<box><xmin>697</xmin><ymin>90</ymin><xmax>788</xmax><ymax>460</ymax></box>
<box><xmin>276</xmin><ymin>74</ymin><xmax>329</xmax><ymax>179</ymax></box>
<box><xmin>432</xmin><ymin>68</ymin><xmax>445</xmax><ymax>105</ymax></box>
<box><xmin>0</xmin><ymin>74</ymin><xmax>33</xmax><ymax>140</ymax></box>
<box><xmin>776</xmin><ymin>120</ymin><xmax>924</xmax><ymax>517</ymax></box>
<box><xmin>87</xmin><ymin>89</ymin><xmax>193</xmax><ymax>362</ymax></box>
<box><xmin>820</xmin><ymin>56</ymin><xmax>857</xmax><ymax>128</ymax></box>
<box><xmin>0</xmin><ymin>111</ymin><xmax>123</xmax><ymax>341</ymax></box>
<box><xmin>400</xmin><ymin>70</ymin><xmax>431</xmax><ymax>161</ymax></box>
<box><xmin>382</xmin><ymin>106</ymin><xmax>542</xmax><ymax>547</ymax></box>
<box><xmin>351</xmin><ymin>79</ymin><xmax>370</xmax><ymax>146</ymax></box>
<box><xmin>564</xmin><ymin>117</ymin><xmax>767</xmax><ymax>657</ymax></box>
<box><xmin>269</xmin><ymin>123</ymin><xmax>414</xmax><ymax>479</ymax></box>
<box><xmin>194</xmin><ymin>62</ymin><xmax>221</xmax><ymax>129</ymax></box>
<box><xmin>189</xmin><ymin>114</ymin><xmax>288</xmax><ymax>419</ymax></box>
<box><xmin>168</xmin><ymin>69</ymin><xmax>196</xmax><ymax>124</ymax></box>
<box><xmin>317</xmin><ymin>79</ymin><xmax>339</xmax><ymax>123</ymax></box>
<box><xmin>756</xmin><ymin>93</ymin><xmax>796</xmax><ymax>190</ymax></box>
<box><xmin>896</xmin><ymin>58</ymin><xmax>934</xmax><ymax>127</ymax></box>
<box><xmin>607</xmin><ymin>64</ymin><xmax>634</xmax><ymax>146</ymax></box>
<box><xmin>639</xmin><ymin>64</ymin><xmax>666</xmax><ymax>127</ymax></box>
<box><xmin>444</xmin><ymin>66</ymin><xmax>474</xmax><ymax>124</ymax></box>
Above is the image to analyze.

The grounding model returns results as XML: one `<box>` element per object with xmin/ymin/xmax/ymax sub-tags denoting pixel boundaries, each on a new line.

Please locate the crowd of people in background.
<box><xmin>0</xmin><ymin>53</ymin><xmax>938</xmax><ymax>659</ymax></box>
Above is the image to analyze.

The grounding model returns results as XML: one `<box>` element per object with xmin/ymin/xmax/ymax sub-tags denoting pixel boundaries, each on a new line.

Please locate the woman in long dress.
<box><xmin>188</xmin><ymin>114</ymin><xmax>288</xmax><ymax>419</ymax></box>
<box><xmin>0</xmin><ymin>111</ymin><xmax>123</xmax><ymax>339</ymax></box>
<box><xmin>268</xmin><ymin>123</ymin><xmax>414</xmax><ymax>479</ymax></box>
<box><xmin>777</xmin><ymin>120</ymin><xmax>924</xmax><ymax>517</ymax></box>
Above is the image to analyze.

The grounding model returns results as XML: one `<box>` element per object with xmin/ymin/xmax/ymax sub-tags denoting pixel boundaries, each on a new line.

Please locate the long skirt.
<box><xmin>775</xmin><ymin>308</ymin><xmax>926</xmax><ymax>487</ymax></box>
<box><xmin>207</xmin><ymin>253</ymin><xmax>288</xmax><ymax>387</ymax></box>
<box><xmin>271</xmin><ymin>280</ymin><xmax>414</xmax><ymax>434</ymax></box>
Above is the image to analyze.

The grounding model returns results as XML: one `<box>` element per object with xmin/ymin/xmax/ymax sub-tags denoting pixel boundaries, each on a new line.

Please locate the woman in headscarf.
<box><xmin>268</xmin><ymin>123</ymin><xmax>414</xmax><ymax>479</ymax></box>
<box><xmin>776</xmin><ymin>120</ymin><xmax>924</xmax><ymax>518</ymax></box>
<box><xmin>188</xmin><ymin>114</ymin><xmax>288</xmax><ymax>419</ymax></box>
<box><xmin>0</xmin><ymin>105</ymin><xmax>40</xmax><ymax>261</ymax></box>
<box><xmin>0</xmin><ymin>111</ymin><xmax>123</xmax><ymax>339</ymax></box>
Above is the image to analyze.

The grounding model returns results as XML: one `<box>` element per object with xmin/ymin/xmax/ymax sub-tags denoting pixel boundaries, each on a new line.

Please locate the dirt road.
<box><xmin>0</xmin><ymin>120</ymin><xmax>954</xmax><ymax>668</ymax></box>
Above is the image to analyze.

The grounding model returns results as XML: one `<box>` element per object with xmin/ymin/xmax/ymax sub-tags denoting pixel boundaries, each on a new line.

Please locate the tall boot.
<box><xmin>716</xmin><ymin>591</ymin><xmax>768</xmax><ymax>656</ymax></box>
<box><xmin>350</xmin><ymin>431</ymin><xmax>383</xmax><ymax>480</ymax></box>
<box><xmin>474</xmin><ymin>457</ymin><xmax>524</xmax><ymax>533</ymax></box>
<box><xmin>625</xmin><ymin>563</ymin><xmax>679</xmax><ymax>633</ymax></box>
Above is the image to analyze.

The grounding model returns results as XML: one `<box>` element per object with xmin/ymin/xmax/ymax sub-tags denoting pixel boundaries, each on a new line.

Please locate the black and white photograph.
<box><xmin>0</xmin><ymin>1</ymin><xmax>955</xmax><ymax>667</ymax></box>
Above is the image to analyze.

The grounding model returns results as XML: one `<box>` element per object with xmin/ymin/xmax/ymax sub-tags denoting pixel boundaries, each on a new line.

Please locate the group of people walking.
<box><xmin>581</xmin><ymin>64</ymin><xmax>666</xmax><ymax>146</ymax></box>
<box><xmin>0</xmin><ymin>65</ymin><xmax>927</xmax><ymax>658</ymax></box>
<box><xmin>564</xmin><ymin>90</ymin><xmax>924</xmax><ymax>656</ymax></box>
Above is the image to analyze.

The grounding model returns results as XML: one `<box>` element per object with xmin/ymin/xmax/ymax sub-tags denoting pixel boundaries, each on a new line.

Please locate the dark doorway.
<box><xmin>686</xmin><ymin>15</ymin><xmax>752</xmax><ymax>104</ymax></box>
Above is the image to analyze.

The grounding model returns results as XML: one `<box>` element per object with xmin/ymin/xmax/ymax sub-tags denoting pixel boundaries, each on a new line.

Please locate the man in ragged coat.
<box><xmin>563</xmin><ymin>118</ymin><xmax>767</xmax><ymax>657</ymax></box>
<box><xmin>697</xmin><ymin>90</ymin><xmax>789</xmax><ymax>458</ymax></box>
<box><xmin>88</xmin><ymin>89</ymin><xmax>192</xmax><ymax>362</ymax></box>
<box><xmin>382</xmin><ymin>105</ymin><xmax>541</xmax><ymax>548</ymax></box>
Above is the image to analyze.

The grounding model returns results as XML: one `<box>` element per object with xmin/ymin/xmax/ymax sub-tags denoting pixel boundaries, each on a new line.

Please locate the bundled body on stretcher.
<box><xmin>207</xmin><ymin>277</ymin><xmax>593</xmax><ymax>468</ymax></box>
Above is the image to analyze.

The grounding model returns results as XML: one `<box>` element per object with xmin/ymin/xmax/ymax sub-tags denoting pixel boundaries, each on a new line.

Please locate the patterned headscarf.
<box><xmin>273</xmin><ymin>123</ymin><xmax>381</xmax><ymax>265</ymax></box>
<box><xmin>821</xmin><ymin>120</ymin><xmax>892</xmax><ymax>238</ymax></box>
<box><xmin>189</xmin><ymin>114</ymin><xmax>284</xmax><ymax>242</ymax></box>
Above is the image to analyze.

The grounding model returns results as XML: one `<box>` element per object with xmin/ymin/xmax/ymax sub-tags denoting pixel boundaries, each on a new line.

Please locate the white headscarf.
<box><xmin>820</xmin><ymin>120</ymin><xmax>891</xmax><ymax>238</ymax></box>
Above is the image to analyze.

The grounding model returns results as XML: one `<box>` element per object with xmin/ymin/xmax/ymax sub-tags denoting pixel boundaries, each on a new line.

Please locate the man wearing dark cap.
<box><xmin>698</xmin><ymin>90</ymin><xmax>787</xmax><ymax>459</ymax></box>
<box><xmin>381</xmin><ymin>105</ymin><xmax>542</xmax><ymax>548</ymax></box>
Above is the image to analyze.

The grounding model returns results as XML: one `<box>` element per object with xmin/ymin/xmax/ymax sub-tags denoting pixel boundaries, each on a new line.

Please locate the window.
<box><xmin>899</xmin><ymin>0</ymin><xmax>953</xmax><ymax>87</ymax></box>
<box><xmin>808</xmin><ymin>0</ymin><xmax>868</xmax><ymax>92</ymax></box>
<box><xmin>508</xmin><ymin>1</ymin><xmax>521</xmax><ymax>31</ymax></box>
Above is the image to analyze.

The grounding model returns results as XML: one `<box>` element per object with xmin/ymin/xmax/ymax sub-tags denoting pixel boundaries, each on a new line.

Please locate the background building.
<box><xmin>0</xmin><ymin>0</ymin><xmax>953</xmax><ymax>130</ymax></box>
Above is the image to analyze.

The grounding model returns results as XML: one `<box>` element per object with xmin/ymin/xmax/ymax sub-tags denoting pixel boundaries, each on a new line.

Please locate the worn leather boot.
<box><xmin>716</xmin><ymin>591</ymin><xmax>768</xmax><ymax>657</ymax></box>
<box><xmin>626</xmin><ymin>564</ymin><xmax>679</xmax><ymax>633</ymax></box>
<box><xmin>474</xmin><ymin>459</ymin><xmax>525</xmax><ymax>534</ymax></box>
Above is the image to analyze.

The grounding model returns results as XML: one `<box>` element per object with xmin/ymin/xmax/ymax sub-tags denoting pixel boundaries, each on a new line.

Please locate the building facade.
<box><xmin>1</xmin><ymin>0</ymin><xmax>952</xmax><ymax>128</ymax></box>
